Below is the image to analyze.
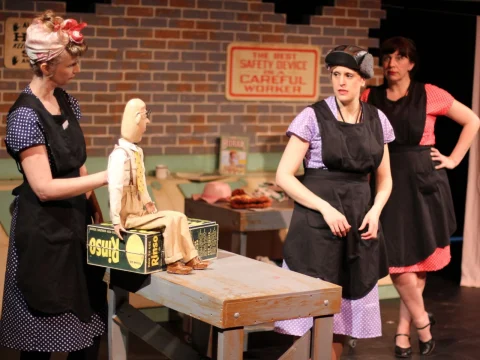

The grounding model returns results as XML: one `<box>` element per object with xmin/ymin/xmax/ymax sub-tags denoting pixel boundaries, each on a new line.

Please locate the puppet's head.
<box><xmin>121</xmin><ymin>98</ymin><xmax>151</xmax><ymax>143</ymax></box>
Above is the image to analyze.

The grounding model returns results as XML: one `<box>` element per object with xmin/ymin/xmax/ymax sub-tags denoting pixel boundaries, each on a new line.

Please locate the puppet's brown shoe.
<box><xmin>166</xmin><ymin>261</ymin><xmax>192</xmax><ymax>275</ymax></box>
<box><xmin>185</xmin><ymin>256</ymin><xmax>210</xmax><ymax>270</ymax></box>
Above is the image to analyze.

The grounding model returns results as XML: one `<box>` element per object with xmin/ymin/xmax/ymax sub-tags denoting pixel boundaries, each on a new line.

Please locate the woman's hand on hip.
<box><xmin>359</xmin><ymin>208</ymin><xmax>380</xmax><ymax>240</ymax></box>
<box><xmin>431</xmin><ymin>147</ymin><xmax>456</xmax><ymax>169</ymax></box>
<box><xmin>321</xmin><ymin>205</ymin><xmax>351</xmax><ymax>237</ymax></box>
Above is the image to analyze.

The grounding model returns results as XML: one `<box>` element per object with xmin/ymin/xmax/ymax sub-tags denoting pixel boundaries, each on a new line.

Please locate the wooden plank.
<box><xmin>135</xmin><ymin>250</ymin><xmax>341</xmax><ymax>329</ymax></box>
<box><xmin>222</xmin><ymin>290</ymin><xmax>340</xmax><ymax>328</ymax></box>
<box><xmin>311</xmin><ymin>315</ymin><xmax>333</xmax><ymax>360</ymax></box>
<box><xmin>213</xmin><ymin>327</ymin><xmax>244</xmax><ymax>360</ymax></box>
<box><xmin>278</xmin><ymin>331</ymin><xmax>311</xmax><ymax>360</ymax></box>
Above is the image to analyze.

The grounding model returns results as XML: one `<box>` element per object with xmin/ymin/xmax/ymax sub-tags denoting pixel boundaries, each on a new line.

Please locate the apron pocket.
<box><xmin>416</xmin><ymin>170</ymin><xmax>439</xmax><ymax>195</ymax></box>
<box><xmin>306</xmin><ymin>209</ymin><xmax>329</xmax><ymax>229</ymax></box>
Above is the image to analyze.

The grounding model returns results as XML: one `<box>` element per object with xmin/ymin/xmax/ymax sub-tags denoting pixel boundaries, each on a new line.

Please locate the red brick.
<box><xmin>181</xmin><ymin>115</ymin><xmax>206</xmax><ymax>124</ymax></box>
<box><xmin>335</xmin><ymin>18</ymin><xmax>357</xmax><ymax>27</ymax></box>
<box><xmin>247</xmin><ymin>125</ymin><xmax>269</xmax><ymax>133</ymax></box>
<box><xmin>126</xmin><ymin>29</ymin><xmax>153</xmax><ymax>38</ymax></box>
<box><xmin>166</xmin><ymin>104</ymin><xmax>192</xmax><ymax>113</ymax></box>
<box><xmin>125</xmin><ymin>72</ymin><xmax>152</xmax><ymax>81</ymax></box>
<box><xmin>114</xmin><ymin>0</ymin><xmax>140</xmax><ymax>4</ymax></box>
<box><xmin>197</xmin><ymin>0</ymin><xmax>223</xmax><ymax>9</ymax></box>
<box><xmin>127</xmin><ymin>6</ymin><xmax>153</xmax><ymax>17</ymax></box>
<box><xmin>139</xmin><ymin>83</ymin><xmax>165</xmax><ymax>92</ymax></box>
<box><xmin>324</xmin><ymin>27</ymin><xmax>345</xmax><ymax>36</ymax></box>
<box><xmin>81</xmin><ymin>60</ymin><xmax>109</xmax><ymax>70</ymax></box>
<box><xmin>153</xmin><ymin>51</ymin><xmax>179</xmax><ymax>60</ymax></box>
<box><xmin>181</xmin><ymin>73</ymin><xmax>206</xmax><ymax>83</ymax></box>
<box><xmin>347</xmin><ymin>9</ymin><xmax>370</xmax><ymax>17</ymax></box>
<box><xmin>165</xmin><ymin>146</ymin><xmax>190</xmax><ymax>155</ymax></box>
<box><xmin>81</xmin><ymin>125</ymin><xmax>108</xmax><ymax>135</ymax></box>
<box><xmin>323</xmin><ymin>7</ymin><xmax>346</xmax><ymax>16</ymax></box>
<box><xmin>94</xmin><ymin>94</ymin><xmax>120</xmax><ymax>102</ymax></box>
<box><xmin>5</xmin><ymin>1</ymin><xmax>34</xmax><ymax>10</ymax></box>
<box><xmin>156</xmin><ymin>8</ymin><xmax>182</xmax><ymax>18</ymax></box>
<box><xmin>155</xmin><ymin>29</ymin><xmax>181</xmax><ymax>39</ymax></box>
<box><xmin>3</xmin><ymin>92</ymin><xmax>19</xmax><ymax>102</ymax></box>
<box><xmin>209</xmin><ymin>32</ymin><xmax>234</xmax><ymax>41</ymax></box>
<box><xmin>125</xmin><ymin>51</ymin><xmax>153</xmax><ymax>60</ymax></box>
<box><xmin>78</xmin><ymin>15</ymin><xmax>111</xmax><ymax>27</ymax></box>
<box><xmin>194</xmin><ymin>125</ymin><xmax>217</xmax><ymax>133</ymax></box>
<box><xmin>169</xmin><ymin>19</ymin><xmax>195</xmax><ymax>29</ymax></box>
<box><xmin>110</xmin><ymin>62</ymin><xmax>138</xmax><ymax>70</ymax></box>
<box><xmin>179</xmin><ymin>136</ymin><xmax>204</xmax><ymax>145</ymax></box>
<box><xmin>191</xmin><ymin>146</ymin><xmax>216</xmax><ymax>155</ymax></box>
<box><xmin>285</xmin><ymin>35</ymin><xmax>309</xmax><ymax>44</ymax></box>
<box><xmin>336</xmin><ymin>0</ymin><xmax>359</xmax><ymax>7</ymax></box>
<box><xmin>166</xmin><ymin>125</ymin><xmax>192</xmax><ymax>133</ymax></box>
<box><xmin>0</xmin><ymin>81</ymin><xmax>17</xmax><ymax>90</ymax></box>
<box><xmin>167</xmin><ymin>40</ymin><xmax>195</xmax><ymax>50</ymax></box>
<box><xmin>150</xmin><ymin>136</ymin><xmax>175</xmax><ymax>146</ymax></box>
<box><xmin>96</xmin><ymin>4</ymin><xmax>126</xmax><ymax>16</ymax></box>
<box><xmin>141</xmin><ymin>40</ymin><xmax>167</xmax><ymax>49</ymax></box>
<box><xmin>359</xmin><ymin>19</ymin><xmax>380</xmax><ymax>28</ymax></box>
<box><xmin>3</xmin><ymin>69</ymin><xmax>32</xmax><ymax>80</ymax></box>
<box><xmin>311</xmin><ymin>16</ymin><xmax>334</xmax><ymax>26</ymax></box>
<box><xmin>167</xmin><ymin>84</ymin><xmax>192</xmax><ymax>92</ymax></box>
<box><xmin>234</xmin><ymin>115</ymin><xmax>256</xmax><ymax>124</ymax></box>
<box><xmin>196</xmin><ymin>21</ymin><xmax>221</xmax><ymax>30</ymax></box>
<box><xmin>182</xmin><ymin>31</ymin><xmax>208</xmax><ymax>40</ymax></box>
<box><xmin>360</xmin><ymin>0</ymin><xmax>381</xmax><ymax>9</ymax></box>
<box><xmin>170</xmin><ymin>0</ymin><xmax>196</xmax><ymax>8</ymax></box>
<box><xmin>236</xmin><ymin>13</ymin><xmax>261</xmax><ymax>22</ymax></box>
<box><xmin>207</xmin><ymin>115</ymin><xmax>230</xmax><ymax>124</ymax></box>
<box><xmin>109</xmin><ymin>83</ymin><xmax>138</xmax><ymax>91</ymax></box>
<box><xmin>249</xmin><ymin>24</ymin><xmax>273</xmax><ymax>33</ymax></box>
<box><xmin>82</xmin><ymin>105</ymin><xmax>108</xmax><ymax>114</ymax></box>
<box><xmin>139</xmin><ymin>62</ymin><xmax>166</xmax><ymax>71</ymax></box>
<box><xmin>97</xmin><ymin>50</ymin><xmax>121</xmax><ymax>61</ymax></box>
<box><xmin>236</xmin><ymin>33</ymin><xmax>261</xmax><ymax>42</ymax></box>
<box><xmin>35</xmin><ymin>1</ymin><xmax>66</xmax><ymax>12</ymax></box>
<box><xmin>250</xmin><ymin>2</ymin><xmax>274</xmax><ymax>12</ymax></box>
<box><xmin>224</xmin><ymin>1</ymin><xmax>248</xmax><ymax>11</ymax></box>
<box><xmin>262</xmin><ymin>34</ymin><xmax>285</xmax><ymax>43</ymax></box>
<box><xmin>262</xmin><ymin>13</ymin><xmax>285</xmax><ymax>23</ymax></box>
<box><xmin>370</xmin><ymin>9</ymin><xmax>386</xmax><ymax>19</ymax></box>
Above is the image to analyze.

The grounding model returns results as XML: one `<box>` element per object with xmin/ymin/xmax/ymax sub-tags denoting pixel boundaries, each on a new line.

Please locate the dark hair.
<box><xmin>380</xmin><ymin>36</ymin><xmax>418</xmax><ymax>76</ymax></box>
<box><xmin>30</xmin><ymin>10</ymin><xmax>88</xmax><ymax>77</ymax></box>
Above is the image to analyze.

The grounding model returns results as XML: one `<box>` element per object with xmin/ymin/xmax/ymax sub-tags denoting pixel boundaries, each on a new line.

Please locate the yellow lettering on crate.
<box><xmin>88</xmin><ymin>237</ymin><xmax>120</xmax><ymax>264</ymax></box>
<box><xmin>151</xmin><ymin>235</ymin><xmax>159</xmax><ymax>266</ymax></box>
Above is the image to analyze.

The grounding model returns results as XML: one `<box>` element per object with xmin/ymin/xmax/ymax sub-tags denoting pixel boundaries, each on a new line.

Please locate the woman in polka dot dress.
<box><xmin>0</xmin><ymin>11</ymin><xmax>108</xmax><ymax>360</ymax></box>
<box><xmin>362</xmin><ymin>37</ymin><xmax>480</xmax><ymax>357</ymax></box>
<box><xmin>275</xmin><ymin>45</ymin><xmax>394</xmax><ymax>360</ymax></box>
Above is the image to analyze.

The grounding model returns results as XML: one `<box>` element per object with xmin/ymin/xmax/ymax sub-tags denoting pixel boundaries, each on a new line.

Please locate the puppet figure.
<box><xmin>108</xmin><ymin>98</ymin><xmax>209</xmax><ymax>275</ymax></box>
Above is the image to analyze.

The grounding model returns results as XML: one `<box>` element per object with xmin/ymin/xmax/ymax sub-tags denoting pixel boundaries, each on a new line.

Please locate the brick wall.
<box><xmin>0</xmin><ymin>0</ymin><xmax>385</xmax><ymax>159</ymax></box>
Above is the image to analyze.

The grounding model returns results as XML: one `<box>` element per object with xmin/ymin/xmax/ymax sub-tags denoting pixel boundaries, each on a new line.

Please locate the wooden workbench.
<box><xmin>108</xmin><ymin>249</ymin><xmax>341</xmax><ymax>360</ymax></box>
<box><xmin>185</xmin><ymin>197</ymin><xmax>293</xmax><ymax>256</ymax></box>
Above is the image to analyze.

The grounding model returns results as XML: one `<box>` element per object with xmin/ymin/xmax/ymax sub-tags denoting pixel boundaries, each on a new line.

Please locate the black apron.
<box><xmin>7</xmin><ymin>89</ymin><xmax>106</xmax><ymax>322</ymax></box>
<box><xmin>283</xmin><ymin>100</ymin><xmax>388</xmax><ymax>300</ymax></box>
<box><xmin>367</xmin><ymin>82</ymin><xmax>456</xmax><ymax>267</ymax></box>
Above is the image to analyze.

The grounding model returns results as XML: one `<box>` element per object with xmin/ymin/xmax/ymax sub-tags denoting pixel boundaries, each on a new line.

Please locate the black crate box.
<box><xmin>87</xmin><ymin>218</ymin><xmax>218</xmax><ymax>274</ymax></box>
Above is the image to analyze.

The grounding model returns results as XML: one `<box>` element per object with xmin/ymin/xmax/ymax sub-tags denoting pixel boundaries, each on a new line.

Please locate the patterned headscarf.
<box><xmin>25</xmin><ymin>18</ymin><xmax>87</xmax><ymax>64</ymax></box>
<box><xmin>325</xmin><ymin>45</ymin><xmax>374</xmax><ymax>79</ymax></box>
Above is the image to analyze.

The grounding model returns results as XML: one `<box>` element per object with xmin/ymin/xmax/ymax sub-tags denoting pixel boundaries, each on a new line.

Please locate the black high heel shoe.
<box><xmin>417</xmin><ymin>322</ymin><xmax>435</xmax><ymax>356</ymax></box>
<box><xmin>394</xmin><ymin>334</ymin><xmax>412</xmax><ymax>358</ymax></box>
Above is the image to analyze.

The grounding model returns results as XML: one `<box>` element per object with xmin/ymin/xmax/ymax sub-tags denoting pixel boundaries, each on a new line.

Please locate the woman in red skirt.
<box><xmin>362</xmin><ymin>37</ymin><xmax>480</xmax><ymax>357</ymax></box>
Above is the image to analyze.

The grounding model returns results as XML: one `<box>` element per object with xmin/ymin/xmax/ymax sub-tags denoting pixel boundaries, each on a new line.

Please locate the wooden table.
<box><xmin>108</xmin><ymin>250</ymin><xmax>341</xmax><ymax>360</ymax></box>
<box><xmin>184</xmin><ymin>198</ymin><xmax>294</xmax><ymax>256</ymax></box>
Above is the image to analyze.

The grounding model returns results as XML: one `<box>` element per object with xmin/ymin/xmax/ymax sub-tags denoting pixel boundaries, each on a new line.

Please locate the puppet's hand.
<box><xmin>114</xmin><ymin>223</ymin><xmax>126</xmax><ymax>240</ymax></box>
<box><xmin>145</xmin><ymin>201</ymin><xmax>157</xmax><ymax>214</ymax></box>
<box><xmin>359</xmin><ymin>208</ymin><xmax>380</xmax><ymax>240</ymax></box>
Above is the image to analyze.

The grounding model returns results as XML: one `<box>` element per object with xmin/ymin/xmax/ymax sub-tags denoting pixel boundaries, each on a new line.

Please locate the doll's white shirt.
<box><xmin>107</xmin><ymin>138</ymin><xmax>152</xmax><ymax>224</ymax></box>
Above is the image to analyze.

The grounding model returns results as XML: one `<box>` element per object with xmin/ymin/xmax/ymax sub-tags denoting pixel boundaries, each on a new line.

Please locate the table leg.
<box><xmin>310</xmin><ymin>315</ymin><xmax>333</xmax><ymax>360</ymax></box>
<box><xmin>212</xmin><ymin>327</ymin><xmax>244</xmax><ymax>360</ymax></box>
<box><xmin>232</xmin><ymin>231</ymin><xmax>247</xmax><ymax>256</ymax></box>
<box><xmin>108</xmin><ymin>285</ymin><xmax>129</xmax><ymax>360</ymax></box>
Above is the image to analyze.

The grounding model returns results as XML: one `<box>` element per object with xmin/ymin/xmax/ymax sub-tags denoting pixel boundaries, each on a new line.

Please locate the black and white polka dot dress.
<box><xmin>0</xmin><ymin>86</ymin><xmax>106</xmax><ymax>352</ymax></box>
